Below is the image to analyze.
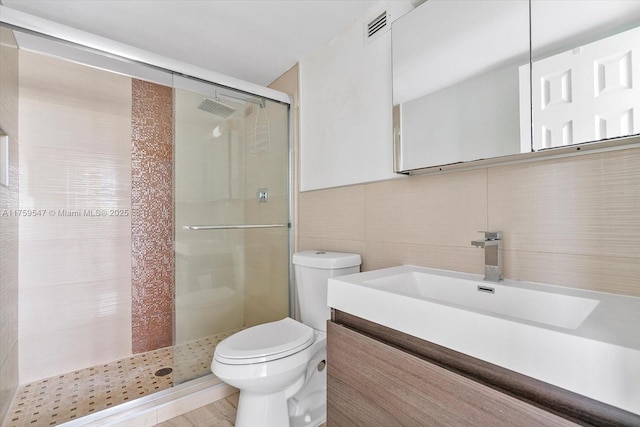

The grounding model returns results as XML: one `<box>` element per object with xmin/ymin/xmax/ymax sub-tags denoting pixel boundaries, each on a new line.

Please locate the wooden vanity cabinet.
<box><xmin>327</xmin><ymin>311</ymin><xmax>640</xmax><ymax>427</ymax></box>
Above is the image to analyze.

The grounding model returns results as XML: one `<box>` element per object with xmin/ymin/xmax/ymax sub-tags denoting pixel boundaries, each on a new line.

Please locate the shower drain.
<box><xmin>155</xmin><ymin>367</ymin><xmax>173</xmax><ymax>377</ymax></box>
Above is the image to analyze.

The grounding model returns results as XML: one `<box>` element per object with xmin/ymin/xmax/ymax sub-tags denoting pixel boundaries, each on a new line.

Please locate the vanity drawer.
<box><xmin>327</xmin><ymin>311</ymin><xmax>640</xmax><ymax>427</ymax></box>
<box><xmin>327</xmin><ymin>320</ymin><xmax>578</xmax><ymax>427</ymax></box>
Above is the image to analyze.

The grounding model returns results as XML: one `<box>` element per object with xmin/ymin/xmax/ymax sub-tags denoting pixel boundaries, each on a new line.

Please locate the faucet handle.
<box><xmin>478</xmin><ymin>231</ymin><xmax>502</xmax><ymax>240</ymax></box>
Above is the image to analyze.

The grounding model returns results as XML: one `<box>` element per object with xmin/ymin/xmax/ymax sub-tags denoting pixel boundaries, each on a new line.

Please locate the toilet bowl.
<box><xmin>212</xmin><ymin>318</ymin><xmax>326</xmax><ymax>427</ymax></box>
<box><xmin>211</xmin><ymin>251</ymin><xmax>361</xmax><ymax>427</ymax></box>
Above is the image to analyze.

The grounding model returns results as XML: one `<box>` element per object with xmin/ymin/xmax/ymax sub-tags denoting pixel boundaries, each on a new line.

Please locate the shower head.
<box><xmin>197</xmin><ymin>97</ymin><xmax>236</xmax><ymax>118</ymax></box>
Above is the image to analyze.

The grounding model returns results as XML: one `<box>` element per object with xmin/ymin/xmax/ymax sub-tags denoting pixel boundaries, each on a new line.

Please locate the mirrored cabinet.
<box><xmin>393</xmin><ymin>0</ymin><xmax>640</xmax><ymax>173</ymax></box>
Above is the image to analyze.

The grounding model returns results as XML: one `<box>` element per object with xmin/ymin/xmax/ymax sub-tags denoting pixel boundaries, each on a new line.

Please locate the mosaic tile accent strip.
<box><xmin>3</xmin><ymin>331</ymin><xmax>236</xmax><ymax>427</ymax></box>
<box><xmin>131</xmin><ymin>79</ymin><xmax>175</xmax><ymax>353</ymax></box>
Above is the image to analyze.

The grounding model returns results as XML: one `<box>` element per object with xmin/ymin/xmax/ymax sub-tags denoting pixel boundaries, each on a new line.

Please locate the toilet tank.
<box><xmin>293</xmin><ymin>251</ymin><xmax>361</xmax><ymax>332</ymax></box>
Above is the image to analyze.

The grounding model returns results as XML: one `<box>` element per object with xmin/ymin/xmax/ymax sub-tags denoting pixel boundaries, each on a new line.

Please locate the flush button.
<box><xmin>257</xmin><ymin>188</ymin><xmax>268</xmax><ymax>203</ymax></box>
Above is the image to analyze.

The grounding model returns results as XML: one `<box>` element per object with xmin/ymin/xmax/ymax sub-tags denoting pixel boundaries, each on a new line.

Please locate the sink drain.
<box><xmin>155</xmin><ymin>367</ymin><xmax>173</xmax><ymax>377</ymax></box>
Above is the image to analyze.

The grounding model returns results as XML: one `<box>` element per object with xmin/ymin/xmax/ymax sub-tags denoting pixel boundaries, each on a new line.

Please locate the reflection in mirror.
<box><xmin>393</xmin><ymin>0</ymin><xmax>530</xmax><ymax>171</ymax></box>
<box><xmin>527</xmin><ymin>1</ymin><xmax>640</xmax><ymax>151</ymax></box>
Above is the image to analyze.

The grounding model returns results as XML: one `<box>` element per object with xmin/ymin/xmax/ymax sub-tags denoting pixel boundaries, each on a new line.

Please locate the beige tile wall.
<box><xmin>18</xmin><ymin>51</ymin><xmax>133</xmax><ymax>383</ymax></box>
<box><xmin>298</xmin><ymin>147</ymin><xmax>640</xmax><ymax>297</ymax></box>
<box><xmin>0</xmin><ymin>28</ymin><xmax>20</xmax><ymax>423</ymax></box>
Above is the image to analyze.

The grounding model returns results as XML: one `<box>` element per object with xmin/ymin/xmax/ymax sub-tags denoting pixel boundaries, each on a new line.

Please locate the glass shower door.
<box><xmin>173</xmin><ymin>77</ymin><xmax>290</xmax><ymax>384</ymax></box>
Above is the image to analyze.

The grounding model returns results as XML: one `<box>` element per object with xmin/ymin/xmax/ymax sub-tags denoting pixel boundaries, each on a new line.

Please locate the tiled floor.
<box><xmin>156</xmin><ymin>392</ymin><xmax>239</xmax><ymax>427</ymax></box>
<box><xmin>3</xmin><ymin>331</ymin><xmax>237</xmax><ymax>427</ymax></box>
<box><xmin>158</xmin><ymin>393</ymin><xmax>327</xmax><ymax>427</ymax></box>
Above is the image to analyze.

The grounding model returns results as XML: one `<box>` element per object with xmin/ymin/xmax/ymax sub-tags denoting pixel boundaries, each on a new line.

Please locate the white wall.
<box><xmin>299</xmin><ymin>1</ymin><xmax>413</xmax><ymax>191</ymax></box>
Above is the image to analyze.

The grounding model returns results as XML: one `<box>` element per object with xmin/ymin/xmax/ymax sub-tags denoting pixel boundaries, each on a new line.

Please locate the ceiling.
<box><xmin>1</xmin><ymin>0</ymin><xmax>382</xmax><ymax>86</ymax></box>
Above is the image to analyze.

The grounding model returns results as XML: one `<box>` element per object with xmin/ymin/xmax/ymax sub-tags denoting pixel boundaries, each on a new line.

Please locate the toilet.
<box><xmin>211</xmin><ymin>250</ymin><xmax>361</xmax><ymax>427</ymax></box>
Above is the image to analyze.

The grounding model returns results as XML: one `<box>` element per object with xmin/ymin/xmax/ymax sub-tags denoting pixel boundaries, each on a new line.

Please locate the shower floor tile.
<box><xmin>3</xmin><ymin>330</ymin><xmax>238</xmax><ymax>427</ymax></box>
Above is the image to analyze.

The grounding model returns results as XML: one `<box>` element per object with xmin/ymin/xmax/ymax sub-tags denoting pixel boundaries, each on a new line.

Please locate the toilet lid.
<box><xmin>215</xmin><ymin>317</ymin><xmax>315</xmax><ymax>364</ymax></box>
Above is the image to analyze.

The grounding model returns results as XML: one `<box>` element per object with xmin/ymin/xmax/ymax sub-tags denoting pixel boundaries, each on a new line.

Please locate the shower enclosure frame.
<box><xmin>0</xmin><ymin>6</ymin><xmax>295</xmax><ymax>425</ymax></box>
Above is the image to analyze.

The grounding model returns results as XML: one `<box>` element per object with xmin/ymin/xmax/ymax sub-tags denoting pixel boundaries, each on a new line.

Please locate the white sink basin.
<box><xmin>327</xmin><ymin>265</ymin><xmax>640</xmax><ymax>416</ymax></box>
<box><xmin>365</xmin><ymin>271</ymin><xmax>599</xmax><ymax>329</ymax></box>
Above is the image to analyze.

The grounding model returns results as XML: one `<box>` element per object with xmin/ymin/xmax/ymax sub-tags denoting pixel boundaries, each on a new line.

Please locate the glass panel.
<box><xmin>173</xmin><ymin>81</ymin><xmax>290</xmax><ymax>384</ymax></box>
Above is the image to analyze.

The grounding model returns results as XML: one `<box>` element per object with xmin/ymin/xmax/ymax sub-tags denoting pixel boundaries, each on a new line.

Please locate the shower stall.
<box><xmin>0</xmin><ymin>14</ymin><xmax>291</xmax><ymax>426</ymax></box>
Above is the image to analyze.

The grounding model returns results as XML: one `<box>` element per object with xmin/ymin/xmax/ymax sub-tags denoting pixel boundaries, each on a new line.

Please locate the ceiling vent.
<box><xmin>365</xmin><ymin>11</ymin><xmax>388</xmax><ymax>44</ymax></box>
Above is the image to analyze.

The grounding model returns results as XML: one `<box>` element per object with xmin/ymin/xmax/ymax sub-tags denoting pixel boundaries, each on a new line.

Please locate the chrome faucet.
<box><xmin>471</xmin><ymin>231</ymin><xmax>503</xmax><ymax>282</ymax></box>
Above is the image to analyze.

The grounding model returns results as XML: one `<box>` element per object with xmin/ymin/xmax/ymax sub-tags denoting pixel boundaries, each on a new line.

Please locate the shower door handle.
<box><xmin>183</xmin><ymin>224</ymin><xmax>288</xmax><ymax>230</ymax></box>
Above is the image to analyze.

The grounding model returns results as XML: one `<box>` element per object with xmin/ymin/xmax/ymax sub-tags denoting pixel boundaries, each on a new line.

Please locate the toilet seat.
<box><xmin>215</xmin><ymin>318</ymin><xmax>315</xmax><ymax>365</ymax></box>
